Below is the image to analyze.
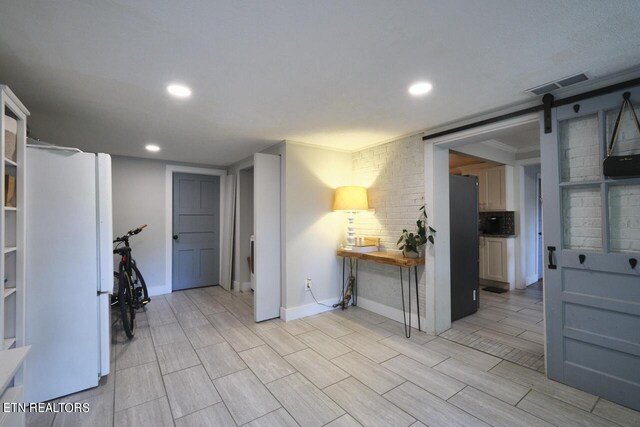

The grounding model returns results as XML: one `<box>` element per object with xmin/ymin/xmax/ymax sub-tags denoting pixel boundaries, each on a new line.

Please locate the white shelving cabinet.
<box><xmin>1</xmin><ymin>85</ymin><xmax>30</xmax><ymax>409</ymax></box>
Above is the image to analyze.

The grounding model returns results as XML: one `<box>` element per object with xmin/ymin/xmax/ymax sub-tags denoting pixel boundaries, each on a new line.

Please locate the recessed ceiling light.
<box><xmin>408</xmin><ymin>81</ymin><xmax>433</xmax><ymax>96</ymax></box>
<box><xmin>167</xmin><ymin>84</ymin><xmax>191</xmax><ymax>98</ymax></box>
<box><xmin>145</xmin><ymin>144</ymin><xmax>160</xmax><ymax>152</ymax></box>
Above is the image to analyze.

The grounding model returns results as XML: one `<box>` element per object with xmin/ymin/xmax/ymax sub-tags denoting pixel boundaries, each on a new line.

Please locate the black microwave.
<box><xmin>485</xmin><ymin>216</ymin><xmax>502</xmax><ymax>234</ymax></box>
<box><xmin>479</xmin><ymin>211</ymin><xmax>515</xmax><ymax>235</ymax></box>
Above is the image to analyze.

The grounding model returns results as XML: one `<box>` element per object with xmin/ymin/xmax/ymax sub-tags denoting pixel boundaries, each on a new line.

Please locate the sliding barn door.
<box><xmin>253</xmin><ymin>153</ymin><xmax>281</xmax><ymax>322</ymax></box>
<box><xmin>541</xmin><ymin>87</ymin><xmax>640</xmax><ymax>410</ymax></box>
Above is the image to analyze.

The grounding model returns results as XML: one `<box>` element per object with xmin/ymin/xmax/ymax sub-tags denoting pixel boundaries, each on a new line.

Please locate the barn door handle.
<box><xmin>547</xmin><ymin>246</ymin><xmax>557</xmax><ymax>270</ymax></box>
<box><xmin>630</xmin><ymin>258</ymin><xmax>638</xmax><ymax>269</ymax></box>
<box><xmin>579</xmin><ymin>254</ymin><xmax>586</xmax><ymax>264</ymax></box>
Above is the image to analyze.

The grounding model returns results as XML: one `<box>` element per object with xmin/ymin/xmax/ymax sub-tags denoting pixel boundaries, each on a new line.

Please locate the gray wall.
<box><xmin>111</xmin><ymin>156</ymin><xmax>225</xmax><ymax>296</ymax></box>
<box><xmin>283</xmin><ymin>143</ymin><xmax>352</xmax><ymax>310</ymax></box>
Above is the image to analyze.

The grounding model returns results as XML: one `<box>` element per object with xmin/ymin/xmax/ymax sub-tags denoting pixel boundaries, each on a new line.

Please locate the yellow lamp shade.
<box><xmin>333</xmin><ymin>186</ymin><xmax>369</xmax><ymax>211</ymax></box>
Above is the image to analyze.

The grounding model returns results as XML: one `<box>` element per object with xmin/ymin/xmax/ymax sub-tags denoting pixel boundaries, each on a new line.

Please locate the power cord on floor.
<box><xmin>309</xmin><ymin>269</ymin><xmax>354</xmax><ymax>309</ymax></box>
<box><xmin>309</xmin><ymin>287</ymin><xmax>336</xmax><ymax>308</ymax></box>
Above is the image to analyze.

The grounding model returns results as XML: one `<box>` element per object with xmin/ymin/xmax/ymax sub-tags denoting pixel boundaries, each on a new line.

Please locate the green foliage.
<box><xmin>397</xmin><ymin>205</ymin><xmax>436</xmax><ymax>254</ymax></box>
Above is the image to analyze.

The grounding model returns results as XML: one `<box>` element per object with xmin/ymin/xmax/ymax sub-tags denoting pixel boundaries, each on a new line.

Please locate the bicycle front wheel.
<box><xmin>118</xmin><ymin>265</ymin><xmax>136</xmax><ymax>339</ymax></box>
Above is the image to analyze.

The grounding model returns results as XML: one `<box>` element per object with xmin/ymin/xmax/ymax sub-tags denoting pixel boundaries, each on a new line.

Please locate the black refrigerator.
<box><xmin>449</xmin><ymin>174</ymin><xmax>480</xmax><ymax>321</ymax></box>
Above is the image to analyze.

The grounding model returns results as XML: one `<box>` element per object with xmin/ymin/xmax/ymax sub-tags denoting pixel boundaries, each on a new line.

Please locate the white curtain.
<box><xmin>219</xmin><ymin>174</ymin><xmax>236</xmax><ymax>290</ymax></box>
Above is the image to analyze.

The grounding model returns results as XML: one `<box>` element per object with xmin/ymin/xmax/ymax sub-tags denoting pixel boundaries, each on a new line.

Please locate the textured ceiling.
<box><xmin>1</xmin><ymin>0</ymin><xmax>639</xmax><ymax>165</ymax></box>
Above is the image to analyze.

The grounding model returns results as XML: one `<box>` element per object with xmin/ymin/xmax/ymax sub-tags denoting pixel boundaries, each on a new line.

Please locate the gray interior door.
<box><xmin>172</xmin><ymin>173</ymin><xmax>220</xmax><ymax>291</ymax></box>
<box><xmin>540</xmin><ymin>87</ymin><xmax>640</xmax><ymax>411</ymax></box>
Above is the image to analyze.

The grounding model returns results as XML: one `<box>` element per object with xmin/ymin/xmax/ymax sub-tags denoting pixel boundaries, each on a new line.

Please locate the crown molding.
<box><xmin>516</xmin><ymin>144</ymin><xmax>541</xmax><ymax>154</ymax></box>
<box><xmin>479</xmin><ymin>139</ymin><xmax>519</xmax><ymax>154</ymax></box>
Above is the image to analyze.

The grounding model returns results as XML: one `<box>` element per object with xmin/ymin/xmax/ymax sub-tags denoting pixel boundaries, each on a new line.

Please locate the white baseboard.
<box><xmin>149</xmin><ymin>286</ymin><xmax>171</xmax><ymax>297</ymax></box>
<box><xmin>231</xmin><ymin>280</ymin><xmax>252</xmax><ymax>293</ymax></box>
<box><xmin>280</xmin><ymin>297</ymin><xmax>338</xmax><ymax>321</ymax></box>
<box><xmin>281</xmin><ymin>295</ymin><xmax>426</xmax><ymax>329</ymax></box>
<box><xmin>356</xmin><ymin>296</ymin><xmax>425</xmax><ymax>331</ymax></box>
<box><xmin>525</xmin><ymin>274</ymin><xmax>540</xmax><ymax>286</ymax></box>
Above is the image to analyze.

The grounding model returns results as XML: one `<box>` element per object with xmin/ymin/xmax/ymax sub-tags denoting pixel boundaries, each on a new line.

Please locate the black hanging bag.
<box><xmin>603</xmin><ymin>92</ymin><xmax>640</xmax><ymax>178</ymax></box>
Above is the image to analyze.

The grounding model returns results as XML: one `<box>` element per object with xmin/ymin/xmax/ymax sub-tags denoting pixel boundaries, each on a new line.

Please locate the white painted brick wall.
<box><xmin>560</xmin><ymin>114</ymin><xmax>600</xmax><ymax>182</ymax></box>
<box><xmin>609</xmin><ymin>184</ymin><xmax>640</xmax><ymax>252</ymax></box>
<box><xmin>563</xmin><ymin>187</ymin><xmax>602</xmax><ymax>251</ymax></box>
<box><xmin>352</xmin><ymin>134</ymin><xmax>426</xmax><ymax>315</ymax></box>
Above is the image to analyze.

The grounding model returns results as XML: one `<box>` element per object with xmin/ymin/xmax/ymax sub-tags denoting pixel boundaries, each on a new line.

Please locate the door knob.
<box><xmin>173</xmin><ymin>234</ymin><xmax>179</xmax><ymax>240</ymax></box>
<box><xmin>630</xmin><ymin>258</ymin><xmax>638</xmax><ymax>269</ymax></box>
<box><xmin>579</xmin><ymin>254</ymin><xmax>586</xmax><ymax>264</ymax></box>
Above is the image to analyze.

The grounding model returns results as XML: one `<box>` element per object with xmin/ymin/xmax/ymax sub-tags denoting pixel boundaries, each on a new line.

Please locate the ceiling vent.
<box><xmin>526</xmin><ymin>73</ymin><xmax>589</xmax><ymax>96</ymax></box>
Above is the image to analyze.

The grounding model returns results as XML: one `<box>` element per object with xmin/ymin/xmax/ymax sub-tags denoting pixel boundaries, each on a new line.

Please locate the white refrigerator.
<box><xmin>24</xmin><ymin>146</ymin><xmax>113</xmax><ymax>403</ymax></box>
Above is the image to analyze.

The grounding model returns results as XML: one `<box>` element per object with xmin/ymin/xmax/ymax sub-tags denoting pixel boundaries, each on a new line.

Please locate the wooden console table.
<box><xmin>336</xmin><ymin>250</ymin><xmax>424</xmax><ymax>337</ymax></box>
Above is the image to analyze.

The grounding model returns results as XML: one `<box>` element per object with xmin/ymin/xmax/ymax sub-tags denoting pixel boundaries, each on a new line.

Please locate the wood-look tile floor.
<box><xmin>27</xmin><ymin>284</ymin><xmax>640</xmax><ymax>427</ymax></box>
<box><xmin>444</xmin><ymin>282</ymin><xmax>547</xmax><ymax>372</ymax></box>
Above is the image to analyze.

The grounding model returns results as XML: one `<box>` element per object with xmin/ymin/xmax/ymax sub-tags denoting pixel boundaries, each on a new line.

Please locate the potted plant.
<box><xmin>397</xmin><ymin>205</ymin><xmax>436</xmax><ymax>258</ymax></box>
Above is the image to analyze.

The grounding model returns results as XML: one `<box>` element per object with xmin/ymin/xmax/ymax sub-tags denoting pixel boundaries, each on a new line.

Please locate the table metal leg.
<box><xmin>408</xmin><ymin>266</ymin><xmax>412</xmax><ymax>335</ymax></box>
<box><xmin>414</xmin><ymin>266</ymin><xmax>421</xmax><ymax>332</ymax></box>
<box><xmin>399</xmin><ymin>267</ymin><xmax>412</xmax><ymax>338</ymax></box>
<box><xmin>354</xmin><ymin>259</ymin><xmax>358</xmax><ymax>306</ymax></box>
<box><xmin>342</xmin><ymin>256</ymin><xmax>345</xmax><ymax>296</ymax></box>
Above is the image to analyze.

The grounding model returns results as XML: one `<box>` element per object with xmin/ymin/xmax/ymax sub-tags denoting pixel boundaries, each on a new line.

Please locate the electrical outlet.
<box><xmin>305</xmin><ymin>278</ymin><xmax>312</xmax><ymax>290</ymax></box>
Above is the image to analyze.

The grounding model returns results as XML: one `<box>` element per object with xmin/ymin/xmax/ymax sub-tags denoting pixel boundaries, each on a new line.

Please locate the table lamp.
<box><xmin>333</xmin><ymin>186</ymin><xmax>368</xmax><ymax>250</ymax></box>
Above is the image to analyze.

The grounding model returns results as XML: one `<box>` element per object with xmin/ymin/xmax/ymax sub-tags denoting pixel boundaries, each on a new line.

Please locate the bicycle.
<box><xmin>113</xmin><ymin>224</ymin><xmax>151</xmax><ymax>338</ymax></box>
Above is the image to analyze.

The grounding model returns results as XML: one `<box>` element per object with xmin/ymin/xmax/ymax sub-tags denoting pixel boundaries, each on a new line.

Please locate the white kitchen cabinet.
<box><xmin>485</xmin><ymin>167</ymin><xmax>505</xmax><ymax>210</ymax></box>
<box><xmin>464</xmin><ymin>165</ymin><xmax>513</xmax><ymax>211</ymax></box>
<box><xmin>479</xmin><ymin>236</ymin><xmax>515</xmax><ymax>286</ymax></box>
<box><xmin>484</xmin><ymin>237</ymin><xmax>508</xmax><ymax>282</ymax></box>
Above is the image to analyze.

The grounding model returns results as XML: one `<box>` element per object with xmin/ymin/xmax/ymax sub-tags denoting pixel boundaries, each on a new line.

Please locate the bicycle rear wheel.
<box><xmin>131</xmin><ymin>260</ymin><xmax>150</xmax><ymax>306</ymax></box>
<box><xmin>118</xmin><ymin>265</ymin><xmax>136</xmax><ymax>339</ymax></box>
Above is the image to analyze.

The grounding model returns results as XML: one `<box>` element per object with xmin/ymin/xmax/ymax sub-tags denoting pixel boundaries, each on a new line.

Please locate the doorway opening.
<box><xmin>231</xmin><ymin>153</ymin><xmax>282</xmax><ymax>322</ymax></box>
<box><xmin>233</xmin><ymin>166</ymin><xmax>254</xmax><ymax>293</ymax></box>
<box><xmin>446</xmin><ymin>118</ymin><xmax>542</xmax><ymax>296</ymax></box>
<box><xmin>432</xmin><ymin>114</ymin><xmax>547</xmax><ymax>373</ymax></box>
<box><xmin>522</xmin><ymin>162</ymin><xmax>543</xmax><ymax>289</ymax></box>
